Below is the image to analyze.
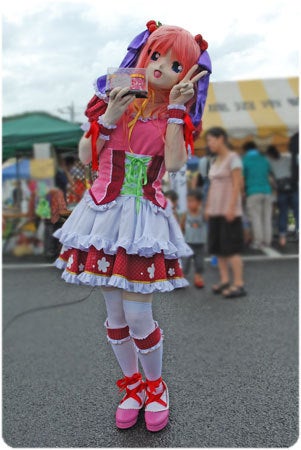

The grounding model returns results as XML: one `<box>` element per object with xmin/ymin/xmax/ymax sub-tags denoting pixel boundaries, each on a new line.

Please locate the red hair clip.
<box><xmin>195</xmin><ymin>34</ymin><xmax>208</xmax><ymax>53</ymax></box>
<box><xmin>146</xmin><ymin>20</ymin><xmax>162</xmax><ymax>33</ymax></box>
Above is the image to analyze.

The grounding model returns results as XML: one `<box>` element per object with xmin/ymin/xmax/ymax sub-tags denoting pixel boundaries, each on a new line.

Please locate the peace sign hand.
<box><xmin>169</xmin><ymin>65</ymin><xmax>208</xmax><ymax>105</ymax></box>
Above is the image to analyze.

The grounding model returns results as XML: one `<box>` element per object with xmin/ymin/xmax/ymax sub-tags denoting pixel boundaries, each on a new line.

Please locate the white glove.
<box><xmin>102</xmin><ymin>87</ymin><xmax>135</xmax><ymax>126</ymax></box>
<box><xmin>169</xmin><ymin>64</ymin><xmax>208</xmax><ymax>105</ymax></box>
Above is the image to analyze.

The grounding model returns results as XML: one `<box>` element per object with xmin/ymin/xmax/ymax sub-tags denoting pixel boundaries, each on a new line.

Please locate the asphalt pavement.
<box><xmin>2</xmin><ymin>258</ymin><xmax>299</xmax><ymax>447</ymax></box>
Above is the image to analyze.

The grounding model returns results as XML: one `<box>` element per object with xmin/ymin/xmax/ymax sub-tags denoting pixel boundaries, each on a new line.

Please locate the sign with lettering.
<box><xmin>207</xmin><ymin>96</ymin><xmax>298</xmax><ymax>113</ymax></box>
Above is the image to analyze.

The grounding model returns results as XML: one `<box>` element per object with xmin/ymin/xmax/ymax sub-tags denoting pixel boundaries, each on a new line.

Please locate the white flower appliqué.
<box><xmin>97</xmin><ymin>257</ymin><xmax>110</xmax><ymax>273</ymax></box>
<box><xmin>67</xmin><ymin>255</ymin><xmax>74</xmax><ymax>269</ymax></box>
<box><xmin>147</xmin><ymin>263</ymin><xmax>155</xmax><ymax>279</ymax></box>
<box><xmin>168</xmin><ymin>267</ymin><xmax>175</xmax><ymax>277</ymax></box>
<box><xmin>78</xmin><ymin>263</ymin><xmax>85</xmax><ymax>272</ymax></box>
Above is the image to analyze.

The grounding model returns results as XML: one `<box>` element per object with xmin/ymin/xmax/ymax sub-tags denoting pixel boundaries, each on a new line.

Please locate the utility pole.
<box><xmin>69</xmin><ymin>102</ymin><xmax>75</xmax><ymax>122</ymax></box>
<box><xmin>58</xmin><ymin>102</ymin><xmax>78</xmax><ymax>123</ymax></box>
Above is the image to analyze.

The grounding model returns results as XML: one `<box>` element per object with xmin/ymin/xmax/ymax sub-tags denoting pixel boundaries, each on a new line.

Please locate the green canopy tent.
<box><xmin>2</xmin><ymin>112</ymin><xmax>83</xmax><ymax>160</ymax></box>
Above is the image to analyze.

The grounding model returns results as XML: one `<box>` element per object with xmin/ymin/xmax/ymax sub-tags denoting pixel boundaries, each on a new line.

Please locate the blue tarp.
<box><xmin>186</xmin><ymin>156</ymin><xmax>200</xmax><ymax>171</ymax></box>
<box><xmin>2</xmin><ymin>159</ymin><xmax>30</xmax><ymax>181</ymax></box>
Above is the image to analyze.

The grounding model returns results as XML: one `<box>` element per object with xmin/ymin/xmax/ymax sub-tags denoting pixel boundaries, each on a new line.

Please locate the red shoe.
<box><xmin>194</xmin><ymin>274</ymin><xmax>205</xmax><ymax>288</ymax></box>
<box><xmin>144</xmin><ymin>377</ymin><xmax>169</xmax><ymax>432</ymax></box>
<box><xmin>115</xmin><ymin>372</ymin><xmax>146</xmax><ymax>429</ymax></box>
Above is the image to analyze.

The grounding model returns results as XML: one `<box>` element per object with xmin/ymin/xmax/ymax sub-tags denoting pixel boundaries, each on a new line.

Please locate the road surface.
<box><xmin>2</xmin><ymin>257</ymin><xmax>298</xmax><ymax>447</ymax></box>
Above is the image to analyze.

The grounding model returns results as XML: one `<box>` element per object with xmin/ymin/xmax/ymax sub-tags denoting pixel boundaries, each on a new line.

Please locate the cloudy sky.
<box><xmin>2</xmin><ymin>0</ymin><xmax>299</xmax><ymax>123</ymax></box>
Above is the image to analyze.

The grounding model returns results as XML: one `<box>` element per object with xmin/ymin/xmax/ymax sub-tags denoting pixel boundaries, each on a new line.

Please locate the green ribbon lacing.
<box><xmin>120</xmin><ymin>154</ymin><xmax>152</xmax><ymax>213</ymax></box>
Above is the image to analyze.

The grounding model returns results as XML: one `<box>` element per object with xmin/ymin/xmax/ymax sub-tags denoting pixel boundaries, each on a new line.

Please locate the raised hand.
<box><xmin>169</xmin><ymin>65</ymin><xmax>208</xmax><ymax>105</ymax></box>
<box><xmin>103</xmin><ymin>87</ymin><xmax>135</xmax><ymax>126</ymax></box>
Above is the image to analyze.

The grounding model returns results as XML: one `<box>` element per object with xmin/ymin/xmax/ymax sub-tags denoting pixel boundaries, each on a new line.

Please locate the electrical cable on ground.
<box><xmin>3</xmin><ymin>287</ymin><xmax>96</xmax><ymax>334</ymax></box>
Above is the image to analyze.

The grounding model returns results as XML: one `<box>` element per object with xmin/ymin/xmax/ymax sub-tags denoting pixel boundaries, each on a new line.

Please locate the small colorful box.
<box><xmin>106</xmin><ymin>67</ymin><xmax>148</xmax><ymax>98</ymax></box>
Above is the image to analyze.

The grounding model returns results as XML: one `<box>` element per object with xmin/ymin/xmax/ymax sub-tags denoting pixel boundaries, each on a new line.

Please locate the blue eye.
<box><xmin>151</xmin><ymin>51</ymin><xmax>160</xmax><ymax>61</ymax></box>
<box><xmin>172</xmin><ymin>61</ymin><xmax>183</xmax><ymax>73</ymax></box>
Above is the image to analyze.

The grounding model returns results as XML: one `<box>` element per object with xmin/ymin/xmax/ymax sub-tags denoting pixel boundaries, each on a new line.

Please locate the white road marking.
<box><xmin>205</xmin><ymin>254</ymin><xmax>298</xmax><ymax>263</ymax></box>
<box><xmin>2</xmin><ymin>253</ymin><xmax>299</xmax><ymax>270</ymax></box>
<box><xmin>260</xmin><ymin>246</ymin><xmax>283</xmax><ymax>258</ymax></box>
<box><xmin>209</xmin><ymin>254</ymin><xmax>298</xmax><ymax>262</ymax></box>
<box><xmin>3</xmin><ymin>263</ymin><xmax>55</xmax><ymax>270</ymax></box>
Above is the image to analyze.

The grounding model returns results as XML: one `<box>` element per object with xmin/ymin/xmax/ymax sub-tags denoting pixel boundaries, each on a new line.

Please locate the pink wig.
<box><xmin>136</xmin><ymin>25</ymin><xmax>200</xmax><ymax>81</ymax></box>
<box><xmin>131</xmin><ymin>25</ymin><xmax>201</xmax><ymax>117</ymax></box>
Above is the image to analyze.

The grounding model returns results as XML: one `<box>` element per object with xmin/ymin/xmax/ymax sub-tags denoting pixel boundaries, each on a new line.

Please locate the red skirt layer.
<box><xmin>56</xmin><ymin>245</ymin><xmax>188</xmax><ymax>293</ymax></box>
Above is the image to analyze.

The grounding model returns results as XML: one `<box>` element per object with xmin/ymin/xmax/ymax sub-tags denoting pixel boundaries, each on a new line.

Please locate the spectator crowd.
<box><xmin>23</xmin><ymin>128</ymin><xmax>298</xmax><ymax>296</ymax></box>
<box><xmin>164</xmin><ymin>128</ymin><xmax>299</xmax><ymax>298</ymax></box>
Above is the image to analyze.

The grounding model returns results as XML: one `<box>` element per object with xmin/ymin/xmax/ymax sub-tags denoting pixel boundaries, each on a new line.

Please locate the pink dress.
<box><xmin>54</xmin><ymin>116</ymin><xmax>192</xmax><ymax>293</ymax></box>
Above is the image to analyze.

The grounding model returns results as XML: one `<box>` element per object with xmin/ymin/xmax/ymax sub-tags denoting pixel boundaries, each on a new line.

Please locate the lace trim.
<box><xmin>81</xmin><ymin>122</ymin><xmax>90</xmax><ymax>131</ymax></box>
<box><xmin>93</xmin><ymin>79</ymin><xmax>108</xmax><ymax>100</ymax></box>
<box><xmin>167</xmin><ymin>118</ymin><xmax>184</xmax><ymax>125</ymax></box>
<box><xmin>132</xmin><ymin>336</ymin><xmax>164</xmax><ymax>354</ymax></box>
<box><xmin>56</xmin><ymin>267</ymin><xmax>189</xmax><ymax>292</ymax></box>
<box><xmin>99</xmin><ymin>133</ymin><xmax>110</xmax><ymax>141</ymax></box>
<box><xmin>106</xmin><ymin>335</ymin><xmax>132</xmax><ymax>345</ymax></box>
<box><xmin>167</xmin><ymin>104</ymin><xmax>187</xmax><ymax>111</ymax></box>
<box><xmin>97</xmin><ymin>115</ymin><xmax>117</xmax><ymax>129</ymax></box>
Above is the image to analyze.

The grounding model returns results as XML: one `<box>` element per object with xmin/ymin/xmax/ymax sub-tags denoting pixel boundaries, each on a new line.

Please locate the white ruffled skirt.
<box><xmin>54</xmin><ymin>191</ymin><xmax>192</xmax><ymax>293</ymax></box>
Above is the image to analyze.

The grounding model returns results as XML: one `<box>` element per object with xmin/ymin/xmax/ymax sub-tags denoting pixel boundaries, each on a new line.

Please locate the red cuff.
<box><xmin>99</xmin><ymin>125</ymin><xmax>114</xmax><ymax>136</ymax></box>
<box><xmin>167</xmin><ymin>108</ymin><xmax>186</xmax><ymax>120</ymax></box>
<box><xmin>107</xmin><ymin>325</ymin><xmax>130</xmax><ymax>340</ymax></box>
<box><xmin>134</xmin><ymin>326</ymin><xmax>161</xmax><ymax>350</ymax></box>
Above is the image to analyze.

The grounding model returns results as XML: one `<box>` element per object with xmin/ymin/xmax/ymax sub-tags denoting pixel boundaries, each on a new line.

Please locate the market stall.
<box><xmin>2</xmin><ymin>111</ymin><xmax>83</xmax><ymax>160</ymax></box>
<box><xmin>2</xmin><ymin>112</ymin><xmax>83</xmax><ymax>257</ymax></box>
<box><xmin>195</xmin><ymin>76</ymin><xmax>299</xmax><ymax>154</ymax></box>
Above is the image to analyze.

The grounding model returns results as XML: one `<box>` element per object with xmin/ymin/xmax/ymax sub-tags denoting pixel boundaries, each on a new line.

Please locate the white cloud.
<box><xmin>2</xmin><ymin>0</ymin><xmax>299</xmax><ymax>120</ymax></box>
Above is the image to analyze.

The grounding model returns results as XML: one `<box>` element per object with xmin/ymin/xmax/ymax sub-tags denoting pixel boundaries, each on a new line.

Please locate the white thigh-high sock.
<box><xmin>101</xmin><ymin>288</ymin><xmax>138</xmax><ymax>377</ymax></box>
<box><xmin>102</xmin><ymin>288</ymin><xmax>127</xmax><ymax>328</ymax></box>
<box><xmin>123</xmin><ymin>298</ymin><xmax>163</xmax><ymax>382</ymax></box>
<box><xmin>122</xmin><ymin>299</ymin><xmax>155</xmax><ymax>336</ymax></box>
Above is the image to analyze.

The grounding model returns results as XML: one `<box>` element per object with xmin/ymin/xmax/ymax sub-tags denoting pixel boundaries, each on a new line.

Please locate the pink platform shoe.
<box><xmin>144</xmin><ymin>377</ymin><xmax>169</xmax><ymax>432</ymax></box>
<box><xmin>115</xmin><ymin>372</ymin><xmax>146</xmax><ymax>429</ymax></box>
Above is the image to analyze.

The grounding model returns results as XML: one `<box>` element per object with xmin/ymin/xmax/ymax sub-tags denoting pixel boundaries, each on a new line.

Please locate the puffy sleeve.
<box><xmin>230</xmin><ymin>153</ymin><xmax>243</xmax><ymax>171</ymax></box>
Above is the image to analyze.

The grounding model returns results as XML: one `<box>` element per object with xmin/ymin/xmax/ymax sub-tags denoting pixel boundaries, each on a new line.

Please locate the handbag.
<box><xmin>276</xmin><ymin>177</ymin><xmax>293</xmax><ymax>193</ymax></box>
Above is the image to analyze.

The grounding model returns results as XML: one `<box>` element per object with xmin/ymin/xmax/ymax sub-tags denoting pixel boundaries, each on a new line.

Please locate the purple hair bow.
<box><xmin>191</xmin><ymin>50</ymin><xmax>212</xmax><ymax>126</ymax></box>
<box><xmin>94</xmin><ymin>29</ymin><xmax>150</xmax><ymax>97</ymax></box>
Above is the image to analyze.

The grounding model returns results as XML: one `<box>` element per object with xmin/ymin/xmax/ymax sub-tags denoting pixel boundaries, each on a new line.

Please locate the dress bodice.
<box><xmin>89</xmin><ymin>118</ymin><xmax>168</xmax><ymax>208</ymax></box>
<box><xmin>108</xmin><ymin>116</ymin><xmax>167</xmax><ymax>156</ymax></box>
